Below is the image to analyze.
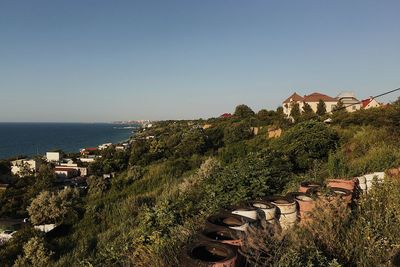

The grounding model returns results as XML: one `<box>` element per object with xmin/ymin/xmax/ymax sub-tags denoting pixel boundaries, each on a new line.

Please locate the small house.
<box><xmin>80</xmin><ymin>147</ymin><xmax>98</xmax><ymax>156</ymax></box>
<box><xmin>115</xmin><ymin>143</ymin><xmax>130</xmax><ymax>151</ymax></box>
<box><xmin>46</xmin><ymin>151</ymin><xmax>61</xmax><ymax>162</ymax></box>
<box><xmin>79</xmin><ymin>156</ymin><xmax>96</xmax><ymax>163</ymax></box>
<box><xmin>54</xmin><ymin>167</ymin><xmax>79</xmax><ymax>179</ymax></box>
<box><xmin>361</xmin><ymin>97</ymin><xmax>381</xmax><ymax>109</ymax></box>
<box><xmin>98</xmin><ymin>143</ymin><xmax>112</xmax><ymax>150</ymax></box>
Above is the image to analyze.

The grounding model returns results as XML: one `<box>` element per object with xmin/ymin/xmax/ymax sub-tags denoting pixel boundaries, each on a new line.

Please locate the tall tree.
<box><xmin>290</xmin><ymin>103</ymin><xmax>301</xmax><ymax>121</ymax></box>
<box><xmin>234</xmin><ymin>104</ymin><xmax>255</xmax><ymax>118</ymax></box>
<box><xmin>257</xmin><ymin>109</ymin><xmax>270</xmax><ymax>122</ymax></box>
<box><xmin>316</xmin><ymin>100</ymin><xmax>327</xmax><ymax>116</ymax></box>
<box><xmin>257</xmin><ymin>109</ymin><xmax>278</xmax><ymax>124</ymax></box>
<box><xmin>302</xmin><ymin>102</ymin><xmax>314</xmax><ymax>114</ymax></box>
<box><xmin>302</xmin><ymin>102</ymin><xmax>317</xmax><ymax>121</ymax></box>
<box><xmin>223</xmin><ymin>122</ymin><xmax>253</xmax><ymax>144</ymax></box>
<box><xmin>332</xmin><ymin>100</ymin><xmax>347</xmax><ymax>113</ymax></box>
<box><xmin>27</xmin><ymin>187</ymin><xmax>79</xmax><ymax>225</ymax></box>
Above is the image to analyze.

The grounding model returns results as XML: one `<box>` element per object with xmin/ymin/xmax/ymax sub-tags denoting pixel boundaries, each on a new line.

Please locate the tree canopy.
<box><xmin>316</xmin><ymin>99</ymin><xmax>327</xmax><ymax>116</ymax></box>
<box><xmin>234</xmin><ymin>104</ymin><xmax>255</xmax><ymax>118</ymax></box>
<box><xmin>302</xmin><ymin>102</ymin><xmax>313</xmax><ymax>114</ymax></box>
<box><xmin>290</xmin><ymin>102</ymin><xmax>301</xmax><ymax>121</ymax></box>
<box><xmin>332</xmin><ymin>100</ymin><xmax>347</xmax><ymax>113</ymax></box>
<box><xmin>14</xmin><ymin>237</ymin><xmax>53</xmax><ymax>267</ymax></box>
<box><xmin>27</xmin><ymin>187</ymin><xmax>80</xmax><ymax>225</ymax></box>
<box><xmin>223</xmin><ymin>122</ymin><xmax>253</xmax><ymax>144</ymax></box>
<box><xmin>276</xmin><ymin>121</ymin><xmax>339</xmax><ymax>170</ymax></box>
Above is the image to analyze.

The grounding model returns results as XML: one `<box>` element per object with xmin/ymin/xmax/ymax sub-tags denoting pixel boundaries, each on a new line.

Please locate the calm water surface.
<box><xmin>0</xmin><ymin>123</ymin><xmax>136</xmax><ymax>159</ymax></box>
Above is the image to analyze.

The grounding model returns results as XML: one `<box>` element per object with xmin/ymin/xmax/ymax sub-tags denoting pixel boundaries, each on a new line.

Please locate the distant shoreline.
<box><xmin>0</xmin><ymin>123</ymin><xmax>138</xmax><ymax>160</ymax></box>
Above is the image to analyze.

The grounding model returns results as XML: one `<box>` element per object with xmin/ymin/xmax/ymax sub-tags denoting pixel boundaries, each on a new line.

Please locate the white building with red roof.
<box><xmin>361</xmin><ymin>97</ymin><xmax>381</xmax><ymax>109</ymax></box>
<box><xmin>282</xmin><ymin>92</ymin><xmax>338</xmax><ymax>117</ymax></box>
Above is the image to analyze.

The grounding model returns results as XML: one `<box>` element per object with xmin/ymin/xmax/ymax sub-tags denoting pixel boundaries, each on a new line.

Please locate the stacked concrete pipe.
<box><xmin>265</xmin><ymin>196</ymin><xmax>298</xmax><ymax>231</ymax></box>
<box><xmin>364</xmin><ymin>172</ymin><xmax>385</xmax><ymax>193</ymax></box>
<box><xmin>231</xmin><ymin>200</ymin><xmax>276</xmax><ymax>223</ymax></box>
<box><xmin>181</xmin><ymin>240</ymin><xmax>238</xmax><ymax>267</ymax></box>
<box><xmin>287</xmin><ymin>192</ymin><xmax>316</xmax><ymax>223</ymax></box>
<box><xmin>181</xmin><ymin>166</ymin><xmax>399</xmax><ymax>266</ymax></box>
<box><xmin>356</xmin><ymin>176</ymin><xmax>367</xmax><ymax>194</ymax></box>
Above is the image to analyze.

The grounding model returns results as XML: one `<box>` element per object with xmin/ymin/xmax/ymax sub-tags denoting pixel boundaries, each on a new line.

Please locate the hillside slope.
<box><xmin>1</xmin><ymin>103</ymin><xmax>400</xmax><ymax>266</ymax></box>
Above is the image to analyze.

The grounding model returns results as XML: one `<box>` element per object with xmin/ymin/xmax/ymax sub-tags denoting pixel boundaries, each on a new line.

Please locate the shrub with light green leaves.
<box><xmin>276</xmin><ymin>121</ymin><xmax>339</xmax><ymax>171</ymax></box>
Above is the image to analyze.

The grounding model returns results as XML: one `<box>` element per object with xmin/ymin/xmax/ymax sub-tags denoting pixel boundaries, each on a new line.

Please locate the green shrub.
<box><xmin>204</xmin><ymin>126</ymin><xmax>224</xmax><ymax>149</ymax></box>
<box><xmin>4</xmin><ymin>107</ymin><xmax>400</xmax><ymax>267</ymax></box>
<box><xmin>348</xmin><ymin>144</ymin><xmax>400</xmax><ymax>176</ymax></box>
<box><xmin>200</xmin><ymin>149</ymin><xmax>292</xmax><ymax>211</ymax></box>
<box><xmin>223</xmin><ymin>121</ymin><xmax>253</xmax><ymax>144</ymax></box>
<box><xmin>14</xmin><ymin>236</ymin><xmax>54</xmax><ymax>267</ymax></box>
<box><xmin>340</xmin><ymin>179</ymin><xmax>400</xmax><ymax>266</ymax></box>
<box><xmin>234</xmin><ymin>104</ymin><xmax>255</xmax><ymax>118</ymax></box>
<box><xmin>327</xmin><ymin>151</ymin><xmax>349</xmax><ymax>178</ymax></box>
<box><xmin>0</xmin><ymin>227</ymin><xmax>38</xmax><ymax>267</ymax></box>
<box><xmin>276</xmin><ymin>121</ymin><xmax>339</xmax><ymax>171</ymax></box>
<box><xmin>174</xmin><ymin>129</ymin><xmax>207</xmax><ymax>157</ymax></box>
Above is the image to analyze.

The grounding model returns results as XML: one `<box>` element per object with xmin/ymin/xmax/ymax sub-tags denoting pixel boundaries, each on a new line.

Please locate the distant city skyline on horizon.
<box><xmin>1</xmin><ymin>1</ymin><xmax>399</xmax><ymax>122</ymax></box>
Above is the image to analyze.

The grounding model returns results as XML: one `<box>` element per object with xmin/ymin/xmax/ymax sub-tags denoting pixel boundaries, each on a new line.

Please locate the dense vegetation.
<box><xmin>1</xmin><ymin>102</ymin><xmax>400</xmax><ymax>266</ymax></box>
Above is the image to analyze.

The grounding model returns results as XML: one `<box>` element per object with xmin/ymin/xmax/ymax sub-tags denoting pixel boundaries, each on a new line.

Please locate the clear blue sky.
<box><xmin>0</xmin><ymin>0</ymin><xmax>399</xmax><ymax>122</ymax></box>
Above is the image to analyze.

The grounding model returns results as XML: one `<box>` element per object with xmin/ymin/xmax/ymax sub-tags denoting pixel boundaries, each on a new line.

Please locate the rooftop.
<box><xmin>283</xmin><ymin>92</ymin><xmax>304</xmax><ymax>103</ymax></box>
<box><xmin>337</xmin><ymin>91</ymin><xmax>357</xmax><ymax>99</ymax></box>
<box><xmin>220</xmin><ymin>113</ymin><xmax>233</xmax><ymax>118</ymax></box>
<box><xmin>361</xmin><ymin>97</ymin><xmax>379</xmax><ymax>108</ymax></box>
<box><xmin>303</xmin><ymin>92</ymin><xmax>337</xmax><ymax>102</ymax></box>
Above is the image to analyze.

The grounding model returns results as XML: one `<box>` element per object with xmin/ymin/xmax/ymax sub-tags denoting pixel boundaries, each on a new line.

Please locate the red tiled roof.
<box><xmin>220</xmin><ymin>113</ymin><xmax>233</xmax><ymax>118</ymax></box>
<box><xmin>361</xmin><ymin>98</ymin><xmax>371</xmax><ymax>108</ymax></box>
<box><xmin>283</xmin><ymin>92</ymin><xmax>304</xmax><ymax>103</ymax></box>
<box><xmin>303</xmin><ymin>92</ymin><xmax>337</xmax><ymax>102</ymax></box>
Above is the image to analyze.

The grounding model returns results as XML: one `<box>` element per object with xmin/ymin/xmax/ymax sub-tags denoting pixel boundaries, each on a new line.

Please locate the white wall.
<box><xmin>283</xmin><ymin>100</ymin><xmax>338</xmax><ymax>116</ymax></box>
<box><xmin>365</xmin><ymin>99</ymin><xmax>381</xmax><ymax>109</ymax></box>
<box><xmin>46</xmin><ymin>152</ymin><xmax>61</xmax><ymax>162</ymax></box>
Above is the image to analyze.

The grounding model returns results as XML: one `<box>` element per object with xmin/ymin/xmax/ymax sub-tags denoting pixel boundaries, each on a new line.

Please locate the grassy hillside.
<box><xmin>1</xmin><ymin>103</ymin><xmax>400</xmax><ymax>266</ymax></box>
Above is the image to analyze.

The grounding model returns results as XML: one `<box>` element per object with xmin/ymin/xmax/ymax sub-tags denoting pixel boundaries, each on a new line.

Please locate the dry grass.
<box><xmin>241</xmin><ymin>196</ymin><xmax>351</xmax><ymax>266</ymax></box>
<box><xmin>241</xmin><ymin>178</ymin><xmax>400</xmax><ymax>266</ymax></box>
<box><xmin>240</xmin><ymin>220</ymin><xmax>285</xmax><ymax>266</ymax></box>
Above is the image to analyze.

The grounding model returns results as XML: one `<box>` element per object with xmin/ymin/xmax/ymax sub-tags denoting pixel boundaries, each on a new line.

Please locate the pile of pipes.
<box><xmin>180</xmin><ymin>167</ymin><xmax>400</xmax><ymax>266</ymax></box>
